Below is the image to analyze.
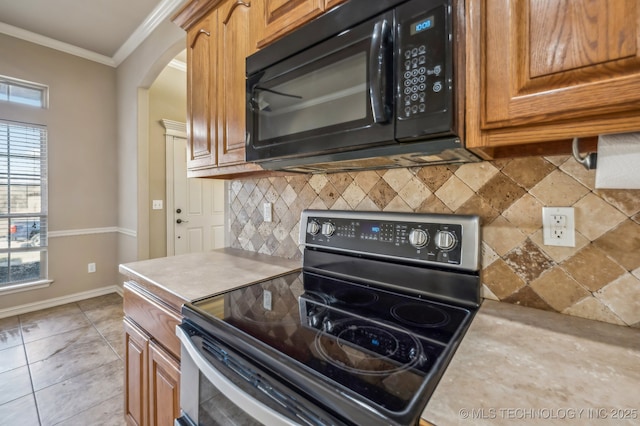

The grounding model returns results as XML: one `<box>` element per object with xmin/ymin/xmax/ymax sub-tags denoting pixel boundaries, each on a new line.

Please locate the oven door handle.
<box><xmin>368</xmin><ymin>16</ymin><xmax>392</xmax><ymax>124</ymax></box>
<box><xmin>176</xmin><ymin>326</ymin><xmax>300</xmax><ymax>426</ymax></box>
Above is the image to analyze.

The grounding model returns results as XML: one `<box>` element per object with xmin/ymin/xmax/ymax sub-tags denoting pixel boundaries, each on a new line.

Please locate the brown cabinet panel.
<box><xmin>258</xmin><ymin>0</ymin><xmax>325</xmax><ymax>47</ymax></box>
<box><xmin>529</xmin><ymin>0</ymin><xmax>636</xmax><ymax>77</ymax></box>
<box><xmin>186</xmin><ymin>15</ymin><xmax>217</xmax><ymax>169</ymax></box>
<box><xmin>466</xmin><ymin>0</ymin><xmax>640</xmax><ymax>156</ymax></box>
<box><xmin>124</xmin><ymin>282</ymin><xmax>183</xmax><ymax>426</ymax></box>
<box><xmin>124</xmin><ymin>318</ymin><xmax>149</xmax><ymax>426</ymax></box>
<box><xmin>124</xmin><ymin>282</ymin><xmax>181</xmax><ymax>359</ymax></box>
<box><xmin>217</xmin><ymin>0</ymin><xmax>258</xmax><ymax>165</ymax></box>
<box><xmin>324</xmin><ymin>0</ymin><xmax>347</xmax><ymax>10</ymax></box>
<box><xmin>483</xmin><ymin>0</ymin><xmax>640</xmax><ymax>128</ymax></box>
<box><xmin>177</xmin><ymin>1</ymin><xmax>272</xmax><ymax>178</ymax></box>
<box><xmin>148</xmin><ymin>342</ymin><xmax>181</xmax><ymax>426</ymax></box>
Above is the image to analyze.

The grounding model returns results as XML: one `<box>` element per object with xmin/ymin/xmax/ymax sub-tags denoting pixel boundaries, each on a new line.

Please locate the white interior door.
<box><xmin>167</xmin><ymin>134</ymin><xmax>226</xmax><ymax>255</ymax></box>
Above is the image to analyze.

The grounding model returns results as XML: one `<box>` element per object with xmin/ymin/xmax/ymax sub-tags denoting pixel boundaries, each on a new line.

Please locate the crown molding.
<box><xmin>161</xmin><ymin>119</ymin><xmax>187</xmax><ymax>138</ymax></box>
<box><xmin>168</xmin><ymin>58</ymin><xmax>187</xmax><ymax>72</ymax></box>
<box><xmin>0</xmin><ymin>22</ymin><xmax>115</xmax><ymax>66</ymax></box>
<box><xmin>112</xmin><ymin>0</ymin><xmax>187</xmax><ymax>66</ymax></box>
<box><xmin>0</xmin><ymin>0</ymin><xmax>186</xmax><ymax>68</ymax></box>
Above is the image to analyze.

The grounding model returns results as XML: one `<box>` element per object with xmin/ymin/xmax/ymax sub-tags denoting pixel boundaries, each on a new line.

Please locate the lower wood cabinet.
<box><xmin>123</xmin><ymin>282</ymin><xmax>182</xmax><ymax>426</ymax></box>
<box><xmin>149</xmin><ymin>341</ymin><xmax>181</xmax><ymax>426</ymax></box>
<box><xmin>124</xmin><ymin>318</ymin><xmax>149</xmax><ymax>426</ymax></box>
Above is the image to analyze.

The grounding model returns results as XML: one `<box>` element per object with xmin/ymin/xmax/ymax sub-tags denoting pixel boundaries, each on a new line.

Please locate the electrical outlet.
<box><xmin>263</xmin><ymin>290</ymin><xmax>272</xmax><ymax>311</ymax></box>
<box><xmin>542</xmin><ymin>207</ymin><xmax>575</xmax><ymax>247</ymax></box>
<box><xmin>88</xmin><ymin>262</ymin><xmax>96</xmax><ymax>273</ymax></box>
<box><xmin>263</xmin><ymin>202</ymin><xmax>273</xmax><ymax>222</ymax></box>
<box><xmin>152</xmin><ymin>200</ymin><xmax>163</xmax><ymax>210</ymax></box>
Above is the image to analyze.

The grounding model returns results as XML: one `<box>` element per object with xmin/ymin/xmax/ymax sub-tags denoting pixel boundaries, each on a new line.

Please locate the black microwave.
<box><xmin>246</xmin><ymin>0</ymin><xmax>478</xmax><ymax>173</ymax></box>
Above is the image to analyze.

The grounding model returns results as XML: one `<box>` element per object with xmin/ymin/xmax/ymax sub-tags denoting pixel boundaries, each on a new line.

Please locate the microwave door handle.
<box><xmin>369</xmin><ymin>18</ymin><xmax>391</xmax><ymax>123</ymax></box>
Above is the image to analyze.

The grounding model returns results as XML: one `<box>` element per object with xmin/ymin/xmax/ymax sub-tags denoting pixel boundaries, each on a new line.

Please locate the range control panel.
<box><xmin>300</xmin><ymin>210</ymin><xmax>480</xmax><ymax>271</ymax></box>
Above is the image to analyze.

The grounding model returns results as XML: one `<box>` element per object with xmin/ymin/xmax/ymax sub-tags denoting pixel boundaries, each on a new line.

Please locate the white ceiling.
<box><xmin>0</xmin><ymin>0</ymin><xmax>188</xmax><ymax>67</ymax></box>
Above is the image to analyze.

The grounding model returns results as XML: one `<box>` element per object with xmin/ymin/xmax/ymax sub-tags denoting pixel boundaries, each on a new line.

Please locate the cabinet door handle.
<box><xmin>190</xmin><ymin>29</ymin><xmax>211</xmax><ymax>48</ymax></box>
<box><xmin>223</xmin><ymin>1</ymin><xmax>251</xmax><ymax>25</ymax></box>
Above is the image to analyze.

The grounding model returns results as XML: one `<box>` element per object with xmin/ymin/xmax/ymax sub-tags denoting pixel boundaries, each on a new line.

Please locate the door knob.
<box><xmin>176</xmin><ymin>208</ymin><xmax>182</xmax><ymax>213</ymax></box>
<box><xmin>176</xmin><ymin>219</ymin><xmax>189</xmax><ymax>224</ymax></box>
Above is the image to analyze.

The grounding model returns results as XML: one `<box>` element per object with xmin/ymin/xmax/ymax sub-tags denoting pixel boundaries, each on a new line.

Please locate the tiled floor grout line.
<box><xmin>18</xmin><ymin>314</ymin><xmax>43</xmax><ymax>426</ymax></box>
<box><xmin>78</xmin><ymin>302</ymin><xmax>123</xmax><ymax>362</ymax></box>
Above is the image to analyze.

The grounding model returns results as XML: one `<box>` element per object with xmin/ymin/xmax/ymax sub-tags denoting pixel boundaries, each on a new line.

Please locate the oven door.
<box><xmin>246</xmin><ymin>11</ymin><xmax>394</xmax><ymax>164</ymax></box>
<box><xmin>175</xmin><ymin>323</ymin><xmax>344</xmax><ymax>426</ymax></box>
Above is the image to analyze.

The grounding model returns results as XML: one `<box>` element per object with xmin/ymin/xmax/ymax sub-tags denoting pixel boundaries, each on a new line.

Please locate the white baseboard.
<box><xmin>0</xmin><ymin>285</ymin><xmax>123</xmax><ymax>319</ymax></box>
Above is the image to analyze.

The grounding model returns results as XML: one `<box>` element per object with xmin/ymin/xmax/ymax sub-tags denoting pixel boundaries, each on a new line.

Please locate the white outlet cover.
<box><xmin>542</xmin><ymin>207</ymin><xmax>575</xmax><ymax>247</ymax></box>
<box><xmin>263</xmin><ymin>290</ymin><xmax>272</xmax><ymax>311</ymax></box>
<box><xmin>263</xmin><ymin>202</ymin><xmax>273</xmax><ymax>222</ymax></box>
<box><xmin>152</xmin><ymin>200</ymin><xmax>163</xmax><ymax>210</ymax></box>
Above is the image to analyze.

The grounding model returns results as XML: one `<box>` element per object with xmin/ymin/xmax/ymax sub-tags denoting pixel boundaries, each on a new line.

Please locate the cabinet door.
<box><xmin>148</xmin><ymin>342</ymin><xmax>181</xmax><ymax>426</ymax></box>
<box><xmin>186</xmin><ymin>14</ymin><xmax>217</xmax><ymax>170</ymax></box>
<box><xmin>324</xmin><ymin>0</ymin><xmax>346</xmax><ymax>10</ymax></box>
<box><xmin>483</xmin><ymin>0</ymin><xmax>640</xmax><ymax>129</ymax></box>
<box><xmin>258</xmin><ymin>0</ymin><xmax>325</xmax><ymax>48</ymax></box>
<box><xmin>217</xmin><ymin>0</ymin><xmax>260</xmax><ymax>165</ymax></box>
<box><xmin>124</xmin><ymin>318</ymin><xmax>149</xmax><ymax>426</ymax></box>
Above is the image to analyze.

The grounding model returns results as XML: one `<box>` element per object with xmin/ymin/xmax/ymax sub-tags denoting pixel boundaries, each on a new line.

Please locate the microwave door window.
<box><xmin>256</xmin><ymin>50</ymin><xmax>369</xmax><ymax>142</ymax></box>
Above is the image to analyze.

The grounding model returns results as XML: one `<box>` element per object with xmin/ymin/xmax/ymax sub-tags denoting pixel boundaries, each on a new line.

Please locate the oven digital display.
<box><xmin>410</xmin><ymin>15</ymin><xmax>434</xmax><ymax>35</ymax></box>
<box><xmin>362</xmin><ymin>222</ymin><xmax>380</xmax><ymax>233</ymax></box>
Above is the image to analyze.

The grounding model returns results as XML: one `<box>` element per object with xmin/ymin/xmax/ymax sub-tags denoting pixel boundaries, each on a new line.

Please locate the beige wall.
<box><xmin>116</xmin><ymin>20</ymin><xmax>185</xmax><ymax>266</ymax></box>
<box><xmin>148</xmin><ymin>64</ymin><xmax>187</xmax><ymax>259</ymax></box>
<box><xmin>0</xmin><ymin>19</ymin><xmax>186</xmax><ymax>311</ymax></box>
<box><xmin>0</xmin><ymin>33</ymin><xmax>118</xmax><ymax>309</ymax></box>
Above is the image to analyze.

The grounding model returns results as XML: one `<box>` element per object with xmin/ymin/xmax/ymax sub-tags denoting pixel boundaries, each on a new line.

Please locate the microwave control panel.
<box><xmin>398</xmin><ymin>3</ymin><xmax>449</xmax><ymax>120</ymax></box>
<box><xmin>395</xmin><ymin>0</ymin><xmax>454</xmax><ymax>141</ymax></box>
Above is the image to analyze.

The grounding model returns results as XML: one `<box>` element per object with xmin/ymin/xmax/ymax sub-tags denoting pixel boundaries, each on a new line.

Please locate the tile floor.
<box><xmin>0</xmin><ymin>293</ymin><xmax>125</xmax><ymax>426</ymax></box>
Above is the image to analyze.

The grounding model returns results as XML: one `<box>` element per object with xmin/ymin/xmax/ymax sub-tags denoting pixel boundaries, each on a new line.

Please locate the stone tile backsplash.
<box><xmin>229</xmin><ymin>156</ymin><xmax>640</xmax><ymax>327</ymax></box>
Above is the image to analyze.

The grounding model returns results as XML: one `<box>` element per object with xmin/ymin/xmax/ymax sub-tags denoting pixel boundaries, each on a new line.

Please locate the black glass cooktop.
<box><xmin>189</xmin><ymin>269</ymin><xmax>473</xmax><ymax>415</ymax></box>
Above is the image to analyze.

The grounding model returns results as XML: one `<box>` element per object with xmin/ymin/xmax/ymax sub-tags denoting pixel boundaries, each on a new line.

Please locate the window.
<box><xmin>0</xmin><ymin>75</ymin><xmax>47</xmax><ymax>108</ymax></box>
<box><xmin>0</xmin><ymin>120</ymin><xmax>48</xmax><ymax>286</ymax></box>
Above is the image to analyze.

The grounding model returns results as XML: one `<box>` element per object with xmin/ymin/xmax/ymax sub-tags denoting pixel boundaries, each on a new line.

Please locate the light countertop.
<box><xmin>119</xmin><ymin>247</ymin><xmax>301</xmax><ymax>308</ymax></box>
<box><xmin>422</xmin><ymin>300</ymin><xmax>640</xmax><ymax>425</ymax></box>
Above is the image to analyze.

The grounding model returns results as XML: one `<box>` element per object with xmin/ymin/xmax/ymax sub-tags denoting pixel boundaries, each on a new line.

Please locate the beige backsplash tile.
<box><xmin>529</xmin><ymin>169</ymin><xmax>590</xmax><ymax>206</ymax></box>
<box><xmin>482</xmin><ymin>216</ymin><xmax>527</xmax><ymax>256</ymax></box>
<box><xmin>500</xmin><ymin>156</ymin><xmax>556</xmax><ymax>190</ymax></box>
<box><xmin>229</xmin><ymin>157</ymin><xmax>640</xmax><ymax>326</ymax></box>
<box><xmin>434</xmin><ymin>175</ymin><xmax>474</xmax><ymax>211</ymax></box>
<box><xmin>574</xmin><ymin>193</ymin><xmax>627</xmax><ymax>240</ymax></box>
<box><xmin>529</xmin><ymin>267</ymin><xmax>590</xmax><ymax>311</ymax></box>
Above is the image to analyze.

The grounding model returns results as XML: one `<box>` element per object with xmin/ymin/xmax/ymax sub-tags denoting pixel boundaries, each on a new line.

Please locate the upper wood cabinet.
<box><xmin>186</xmin><ymin>14</ymin><xmax>217</xmax><ymax>171</ymax></box>
<box><xmin>324</xmin><ymin>0</ymin><xmax>347</xmax><ymax>10</ymax></box>
<box><xmin>257</xmin><ymin>0</ymin><xmax>347</xmax><ymax>48</ymax></box>
<box><xmin>257</xmin><ymin>0</ymin><xmax>325</xmax><ymax>48</ymax></box>
<box><xmin>466</xmin><ymin>0</ymin><xmax>640</xmax><ymax>158</ymax></box>
<box><xmin>175</xmin><ymin>0</ymin><xmax>267</xmax><ymax>178</ymax></box>
<box><xmin>217</xmin><ymin>0</ymin><xmax>260</xmax><ymax>166</ymax></box>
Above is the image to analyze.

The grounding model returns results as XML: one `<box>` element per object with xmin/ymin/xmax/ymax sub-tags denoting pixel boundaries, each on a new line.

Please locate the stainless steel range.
<box><xmin>176</xmin><ymin>210</ymin><xmax>481</xmax><ymax>426</ymax></box>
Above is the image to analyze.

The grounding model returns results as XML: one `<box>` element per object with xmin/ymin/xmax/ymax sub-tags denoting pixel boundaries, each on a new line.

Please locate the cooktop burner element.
<box><xmin>181</xmin><ymin>210</ymin><xmax>481</xmax><ymax>426</ymax></box>
<box><xmin>331</xmin><ymin>288</ymin><xmax>379</xmax><ymax>306</ymax></box>
<box><xmin>314</xmin><ymin>318</ymin><xmax>423</xmax><ymax>375</ymax></box>
<box><xmin>391</xmin><ymin>303</ymin><xmax>450</xmax><ymax>328</ymax></box>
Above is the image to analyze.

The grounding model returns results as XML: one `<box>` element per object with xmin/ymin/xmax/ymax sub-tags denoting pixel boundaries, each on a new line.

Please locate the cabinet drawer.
<box><xmin>124</xmin><ymin>281</ymin><xmax>182</xmax><ymax>359</ymax></box>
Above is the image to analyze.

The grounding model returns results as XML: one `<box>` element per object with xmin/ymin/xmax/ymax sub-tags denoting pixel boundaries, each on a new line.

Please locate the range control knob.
<box><xmin>323</xmin><ymin>318</ymin><xmax>334</xmax><ymax>333</ymax></box>
<box><xmin>321</xmin><ymin>222</ymin><xmax>336</xmax><ymax>237</ymax></box>
<box><xmin>435</xmin><ymin>230</ymin><xmax>456</xmax><ymax>251</ymax></box>
<box><xmin>408</xmin><ymin>228</ymin><xmax>429</xmax><ymax>248</ymax></box>
<box><xmin>307</xmin><ymin>220</ymin><xmax>320</xmax><ymax>235</ymax></box>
